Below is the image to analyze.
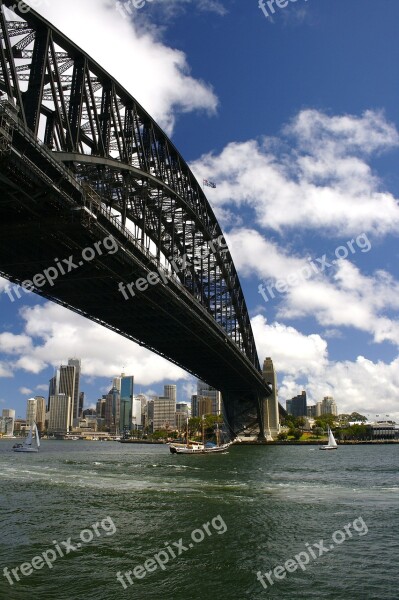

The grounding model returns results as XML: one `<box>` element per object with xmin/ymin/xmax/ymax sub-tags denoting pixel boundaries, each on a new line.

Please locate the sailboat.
<box><xmin>13</xmin><ymin>422</ymin><xmax>40</xmax><ymax>453</ymax></box>
<box><xmin>320</xmin><ymin>426</ymin><xmax>338</xmax><ymax>450</ymax></box>
<box><xmin>169</xmin><ymin>419</ymin><xmax>233</xmax><ymax>454</ymax></box>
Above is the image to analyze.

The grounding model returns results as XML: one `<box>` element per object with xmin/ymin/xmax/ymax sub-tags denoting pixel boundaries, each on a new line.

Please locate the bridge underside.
<box><xmin>0</xmin><ymin>131</ymin><xmax>270</xmax><ymax>436</ymax></box>
<box><xmin>0</xmin><ymin>0</ymin><xmax>278</xmax><ymax>439</ymax></box>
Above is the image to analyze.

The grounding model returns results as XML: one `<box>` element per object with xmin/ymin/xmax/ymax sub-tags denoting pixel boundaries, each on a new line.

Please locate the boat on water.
<box><xmin>12</xmin><ymin>422</ymin><xmax>40</xmax><ymax>453</ymax></box>
<box><xmin>169</xmin><ymin>420</ymin><xmax>233</xmax><ymax>454</ymax></box>
<box><xmin>320</xmin><ymin>426</ymin><xmax>338</xmax><ymax>450</ymax></box>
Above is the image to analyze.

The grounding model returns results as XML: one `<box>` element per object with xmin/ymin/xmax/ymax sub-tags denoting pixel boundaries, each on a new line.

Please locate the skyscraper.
<box><xmin>153</xmin><ymin>396</ymin><xmax>176</xmax><ymax>431</ymax></box>
<box><xmin>34</xmin><ymin>396</ymin><xmax>46</xmax><ymax>431</ymax></box>
<box><xmin>105</xmin><ymin>386</ymin><xmax>120</xmax><ymax>433</ymax></box>
<box><xmin>67</xmin><ymin>358</ymin><xmax>81</xmax><ymax>423</ymax></box>
<box><xmin>26</xmin><ymin>398</ymin><xmax>37</xmax><ymax>426</ymax></box>
<box><xmin>321</xmin><ymin>396</ymin><xmax>338</xmax><ymax>416</ymax></box>
<box><xmin>287</xmin><ymin>391</ymin><xmax>307</xmax><ymax>417</ymax></box>
<box><xmin>120</xmin><ymin>375</ymin><xmax>134</xmax><ymax>433</ymax></box>
<box><xmin>48</xmin><ymin>394</ymin><xmax>72</xmax><ymax>435</ymax></box>
<box><xmin>196</xmin><ymin>381</ymin><xmax>222</xmax><ymax>415</ymax></box>
<box><xmin>262</xmin><ymin>357</ymin><xmax>280</xmax><ymax>440</ymax></box>
<box><xmin>164</xmin><ymin>384</ymin><xmax>177</xmax><ymax>403</ymax></box>
<box><xmin>1</xmin><ymin>408</ymin><xmax>15</xmax><ymax>436</ymax></box>
<box><xmin>191</xmin><ymin>395</ymin><xmax>212</xmax><ymax>417</ymax></box>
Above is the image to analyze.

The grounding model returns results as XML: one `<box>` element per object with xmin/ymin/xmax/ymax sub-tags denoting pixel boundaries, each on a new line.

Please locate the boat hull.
<box><xmin>319</xmin><ymin>446</ymin><xmax>338</xmax><ymax>450</ymax></box>
<box><xmin>13</xmin><ymin>447</ymin><xmax>39</xmax><ymax>453</ymax></box>
<box><xmin>170</xmin><ymin>443</ymin><xmax>232</xmax><ymax>454</ymax></box>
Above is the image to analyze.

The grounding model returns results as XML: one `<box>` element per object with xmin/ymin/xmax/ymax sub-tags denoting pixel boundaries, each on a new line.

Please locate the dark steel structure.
<box><xmin>0</xmin><ymin>1</ymin><xmax>276</xmax><ymax>437</ymax></box>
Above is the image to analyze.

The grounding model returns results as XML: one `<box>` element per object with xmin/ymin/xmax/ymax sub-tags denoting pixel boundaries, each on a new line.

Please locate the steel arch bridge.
<box><xmin>0</xmin><ymin>1</ymin><xmax>278</xmax><ymax>438</ymax></box>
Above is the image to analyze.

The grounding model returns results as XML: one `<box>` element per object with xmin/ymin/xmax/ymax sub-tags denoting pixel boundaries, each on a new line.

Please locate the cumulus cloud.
<box><xmin>25</xmin><ymin>0</ymin><xmax>218</xmax><ymax>135</ymax></box>
<box><xmin>252</xmin><ymin>316</ymin><xmax>399</xmax><ymax>421</ymax></box>
<box><xmin>19</xmin><ymin>386</ymin><xmax>33</xmax><ymax>395</ymax></box>
<box><xmin>10</xmin><ymin>302</ymin><xmax>190</xmax><ymax>386</ymax></box>
<box><xmin>191</xmin><ymin>109</ymin><xmax>399</xmax><ymax>235</ymax></box>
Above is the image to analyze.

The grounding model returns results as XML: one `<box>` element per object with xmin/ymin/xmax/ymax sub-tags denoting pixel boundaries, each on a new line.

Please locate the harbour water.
<box><xmin>0</xmin><ymin>441</ymin><xmax>398</xmax><ymax>599</ymax></box>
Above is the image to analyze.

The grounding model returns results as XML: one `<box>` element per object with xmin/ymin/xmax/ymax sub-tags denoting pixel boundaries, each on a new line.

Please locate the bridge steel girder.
<box><xmin>0</xmin><ymin>1</ymin><xmax>275</xmax><ymax>437</ymax></box>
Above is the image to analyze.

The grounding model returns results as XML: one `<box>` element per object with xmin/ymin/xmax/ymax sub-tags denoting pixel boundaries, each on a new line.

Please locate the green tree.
<box><xmin>277</xmin><ymin>432</ymin><xmax>288</xmax><ymax>441</ymax></box>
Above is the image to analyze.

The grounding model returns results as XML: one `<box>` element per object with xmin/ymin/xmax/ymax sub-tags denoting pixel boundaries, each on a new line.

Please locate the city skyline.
<box><xmin>1</xmin><ymin>1</ymin><xmax>399</xmax><ymax>422</ymax></box>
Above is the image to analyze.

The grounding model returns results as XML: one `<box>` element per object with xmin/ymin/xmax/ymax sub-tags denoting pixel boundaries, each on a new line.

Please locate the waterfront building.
<box><xmin>191</xmin><ymin>395</ymin><xmax>212</xmax><ymax>417</ymax></box>
<box><xmin>48</xmin><ymin>394</ymin><xmax>72</xmax><ymax>434</ymax></box>
<box><xmin>0</xmin><ymin>408</ymin><xmax>15</xmax><ymax>436</ymax></box>
<box><xmin>132</xmin><ymin>398</ymin><xmax>142</xmax><ymax>430</ymax></box>
<box><xmin>120</xmin><ymin>375</ymin><xmax>134</xmax><ymax>433</ymax></box>
<box><xmin>176</xmin><ymin>402</ymin><xmax>189</xmax><ymax>431</ymax></box>
<box><xmin>96</xmin><ymin>398</ymin><xmax>106</xmax><ymax>418</ymax></box>
<box><xmin>105</xmin><ymin>386</ymin><xmax>121</xmax><ymax>433</ymax></box>
<box><xmin>262</xmin><ymin>357</ymin><xmax>280</xmax><ymax>440</ymax></box>
<box><xmin>196</xmin><ymin>381</ymin><xmax>221</xmax><ymax>415</ymax></box>
<box><xmin>164</xmin><ymin>384</ymin><xmax>177</xmax><ymax>403</ymax></box>
<box><xmin>47</xmin><ymin>359</ymin><xmax>82</xmax><ymax>426</ymax></box>
<box><xmin>26</xmin><ymin>397</ymin><xmax>37</xmax><ymax>426</ymax></box>
<box><xmin>307</xmin><ymin>405</ymin><xmax>317</xmax><ymax>418</ymax></box>
<box><xmin>321</xmin><ymin>396</ymin><xmax>338</xmax><ymax>416</ymax></box>
<box><xmin>35</xmin><ymin>396</ymin><xmax>46</xmax><ymax>431</ymax></box>
<box><xmin>287</xmin><ymin>391</ymin><xmax>307</xmax><ymax>417</ymax></box>
<box><xmin>145</xmin><ymin>399</ymin><xmax>154</xmax><ymax>432</ymax></box>
<box><xmin>153</xmin><ymin>395</ymin><xmax>176</xmax><ymax>431</ymax></box>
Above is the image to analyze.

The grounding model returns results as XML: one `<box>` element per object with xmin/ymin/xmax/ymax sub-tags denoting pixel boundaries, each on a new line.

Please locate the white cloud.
<box><xmin>226</xmin><ymin>228</ymin><xmax>399</xmax><ymax>347</ymax></box>
<box><xmin>252</xmin><ymin>316</ymin><xmax>399</xmax><ymax>420</ymax></box>
<box><xmin>26</xmin><ymin>0</ymin><xmax>218</xmax><ymax>135</ymax></box>
<box><xmin>191</xmin><ymin>110</ymin><xmax>399</xmax><ymax>235</ymax></box>
<box><xmin>11</xmin><ymin>302</ymin><xmax>190</xmax><ymax>386</ymax></box>
<box><xmin>19</xmin><ymin>387</ymin><xmax>33</xmax><ymax>395</ymax></box>
<box><xmin>251</xmin><ymin>315</ymin><xmax>328</xmax><ymax>376</ymax></box>
<box><xmin>36</xmin><ymin>384</ymin><xmax>49</xmax><ymax>391</ymax></box>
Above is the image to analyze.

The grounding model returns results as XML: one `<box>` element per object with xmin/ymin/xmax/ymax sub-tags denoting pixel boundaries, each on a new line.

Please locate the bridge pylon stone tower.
<box><xmin>261</xmin><ymin>357</ymin><xmax>280</xmax><ymax>441</ymax></box>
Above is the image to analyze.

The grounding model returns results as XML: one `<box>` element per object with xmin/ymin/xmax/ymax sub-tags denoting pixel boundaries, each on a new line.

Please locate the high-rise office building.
<box><xmin>191</xmin><ymin>395</ymin><xmax>212</xmax><ymax>417</ymax></box>
<box><xmin>145</xmin><ymin>399</ymin><xmax>154</xmax><ymax>431</ymax></box>
<box><xmin>26</xmin><ymin>398</ymin><xmax>37</xmax><ymax>426</ymax></box>
<box><xmin>176</xmin><ymin>402</ymin><xmax>189</xmax><ymax>431</ymax></box>
<box><xmin>48</xmin><ymin>372</ymin><xmax>59</xmax><ymax>412</ymax></box>
<box><xmin>78</xmin><ymin>392</ymin><xmax>85</xmax><ymax>418</ymax></box>
<box><xmin>48</xmin><ymin>359</ymin><xmax>81</xmax><ymax>426</ymax></box>
<box><xmin>262</xmin><ymin>357</ymin><xmax>280</xmax><ymax>440</ymax></box>
<box><xmin>153</xmin><ymin>396</ymin><xmax>176</xmax><ymax>431</ymax></box>
<box><xmin>67</xmin><ymin>358</ymin><xmax>81</xmax><ymax>423</ymax></box>
<box><xmin>1</xmin><ymin>408</ymin><xmax>15</xmax><ymax>436</ymax></box>
<box><xmin>105</xmin><ymin>386</ymin><xmax>120</xmax><ymax>433</ymax></box>
<box><xmin>196</xmin><ymin>381</ymin><xmax>221</xmax><ymax>415</ymax></box>
<box><xmin>120</xmin><ymin>375</ymin><xmax>134</xmax><ymax>433</ymax></box>
<box><xmin>35</xmin><ymin>396</ymin><xmax>46</xmax><ymax>431</ymax></box>
<box><xmin>164</xmin><ymin>384</ymin><xmax>177</xmax><ymax>403</ymax></box>
<box><xmin>48</xmin><ymin>394</ymin><xmax>72</xmax><ymax>434</ymax></box>
<box><xmin>96</xmin><ymin>398</ymin><xmax>106</xmax><ymax>418</ymax></box>
<box><xmin>287</xmin><ymin>391</ymin><xmax>307</xmax><ymax>417</ymax></box>
<box><xmin>321</xmin><ymin>396</ymin><xmax>338</xmax><ymax>416</ymax></box>
<box><xmin>132</xmin><ymin>398</ymin><xmax>142</xmax><ymax>429</ymax></box>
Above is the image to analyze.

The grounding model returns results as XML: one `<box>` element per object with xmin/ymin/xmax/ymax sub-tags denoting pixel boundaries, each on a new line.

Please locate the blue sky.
<box><xmin>1</xmin><ymin>0</ymin><xmax>399</xmax><ymax>420</ymax></box>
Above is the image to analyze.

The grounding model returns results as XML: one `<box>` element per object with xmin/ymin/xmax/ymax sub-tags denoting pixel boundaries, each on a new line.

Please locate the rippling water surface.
<box><xmin>0</xmin><ymin>441</ymin><xmax>398</xmax><ymax>599</ymax></box>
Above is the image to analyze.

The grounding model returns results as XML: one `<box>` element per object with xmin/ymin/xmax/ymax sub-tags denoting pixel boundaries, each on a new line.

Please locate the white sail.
<box><xmin>24</xmin><ymin>426</ymin><xmax>33</xmax><ymax>446</ymax></box>
<box><xmin>35</xmin><ymin>423</ymin><xmax>40</xmax><ymax>448</ymax></box>
<box><xmin>328</xmin><ymin>427</ymin><xmax>337</xmax><ymax>447</ymax></box>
